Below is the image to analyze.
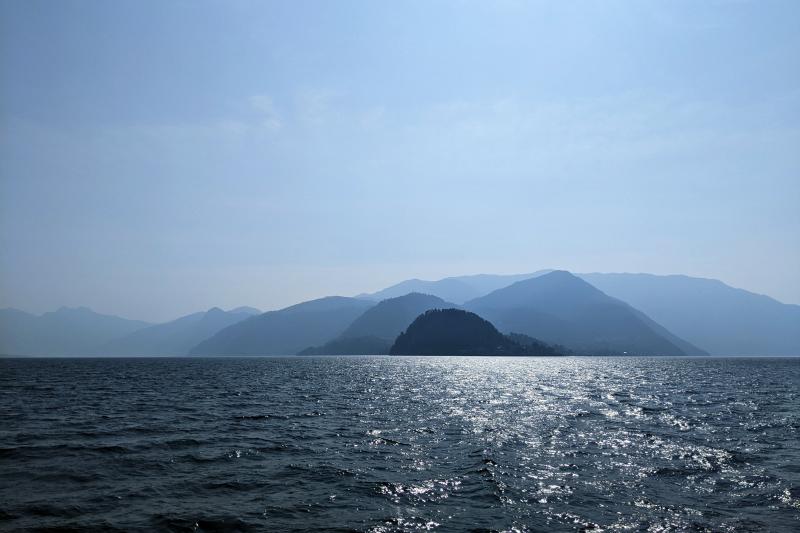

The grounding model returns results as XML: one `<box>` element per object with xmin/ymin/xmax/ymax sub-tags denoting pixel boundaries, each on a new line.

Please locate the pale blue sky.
<box><xmin>1</xmin><ymin>0</ymin><xmax>798</xmax><ymax>321</ymax></box>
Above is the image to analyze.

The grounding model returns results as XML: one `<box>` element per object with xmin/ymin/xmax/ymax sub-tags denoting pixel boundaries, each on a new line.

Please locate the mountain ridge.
<box><xmin>358</xmin><ymin>271</ymin><xmax>552</xmax><ymax>304</ymax></box>
<box><xmin>465</xmin><ymin>271</ymin><xmax>706</xmax><ymax>356</ymax></box>
<box><xmin>298</xmin><ymin>292</ymin><xmax>456</xmax><ymax>355</ymax></box>
<box><xmin>5</xmin><ymin>270</ymin><xmax>797</xmax><ymax>357</ymax></box>
<box><xmin>97</xmin><ymin>307</ymin><xmax>260</xmax><ymax>356</ymax></box>
<box><xmin>0</xmin><ymin>307</ymin><xmax>152</xmax><ymax>356</ymax></box>
<box><xmin>579</xmin><ymin>272</ymin><xmax>800</xmax><ymax>355</ymax></box>
<box><xmin>189</xmin><ymin>296</ymin><xmax>375</xmax><ymax>356</ymax></box>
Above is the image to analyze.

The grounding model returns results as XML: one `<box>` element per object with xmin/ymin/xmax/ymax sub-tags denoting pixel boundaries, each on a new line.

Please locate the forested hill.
<box><xmin>389</xmin><ymin>308</ymin><xmax>563</xmax><ymax>356</ymax></box>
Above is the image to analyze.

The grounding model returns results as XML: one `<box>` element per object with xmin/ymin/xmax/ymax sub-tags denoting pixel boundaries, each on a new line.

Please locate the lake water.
<box><xmin>1</xmin><ymin>356</ymin><xmax>798</xmax><ymax>532</ymax></box>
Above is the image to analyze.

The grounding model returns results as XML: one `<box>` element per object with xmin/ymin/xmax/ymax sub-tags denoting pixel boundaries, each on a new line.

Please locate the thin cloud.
<box><xmin>249</xmin><ymin>94</ymin><xmax>282</xmax><ymax>131</ymax></box>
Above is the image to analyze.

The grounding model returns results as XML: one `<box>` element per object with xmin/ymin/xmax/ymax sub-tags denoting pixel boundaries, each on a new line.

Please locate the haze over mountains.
<box><xmin>299</xmin><ymin>293</ymin><xmax>455</xmax><ymax>355</ymax></box>
<box><xmin>204</xmin><ymin>273</ymin><xmax>703</xmax><ymax>357</ymax></box>
<box><xmin>358</xmin><ymin>271</ymin><xmax>552</xmax><ymax>304</ymax></box>
<box><xmin>465</xmin><ymin>271</ymin><xmax>706</xmax><ymax>356</ymax></box>
<box><xmin>0</xmin><ymin>307</ymin><xmax>257</xmax><ymax>357</ymax></box>
<box><xmin>0</xmin><ymin>307</ymin><xmax>151</xmax><ymax>356</ymax></box>
<box><xmin>1</xmin><ymin>269</ymin><xmax>798</xmax><ymax>357</ymax></box>
<box><xmin>580</xmin><ymin>273</ymin><xmax>800</xmax><ymax>357</ymax></box>
<box><xmin>98</xmin><ymin>307</ymin><xmax>260</xmax><ymax>356</ymax></box>
<box><xmin>189</xmin><ymin>297</ymin><xmax>374</xmax><ymax>356</ymax></box>
<box><xmin>359</xmin><ymin>271</ymin><xmax>800</xmax><ymax>356</ymax></box>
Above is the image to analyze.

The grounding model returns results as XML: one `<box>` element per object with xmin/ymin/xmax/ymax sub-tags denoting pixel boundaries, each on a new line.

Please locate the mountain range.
<box><xmin>189</xmin><ymin>296</ymin><xmax>374</xmax><ymax>356</ymax></box>
<box><xmin>0</xmin><ymin>307</ymin><xmax>151</xmax><ymax>356</ymax></box>
<box><xmin>358</xmin><ymin>271</ymin><xmax>551</xmax><ymax>304</ymax></box>
<box><xmin>465</xmin><ymin>271</ymin><xmax>706</xmax><ymax>356</ymax></box>
<box><xmin>97</xmin><ymin>307</ymin><xmax>260</xmax><ymax>356</ymax></box>
<box><xmin>579</xmin><ymin>273</ymin><xmax>800</xmax><ymax>356</ymax></box>
<box><xmin>207</xmin><ymin>274</ymin><xmax>700</xmax><ymax>356</ymax></box>
<box><xmin>2</xmin><ymin>269</ymin><xmax>798</xmax><ymax>356</ymax></box>
<box><xmin>298</xmin><ymin>293</ymin><xmax>454</xmax><ymax>355</ymax></box>
<box><xmin>0</xmin><ymin>306</ymin><xmax>258</xmax><ymax>356</ymax></box>
<box><xmin>360</xmin><ymin>271</ymin><xmax>800</xmax><ymax>356</ymax></box>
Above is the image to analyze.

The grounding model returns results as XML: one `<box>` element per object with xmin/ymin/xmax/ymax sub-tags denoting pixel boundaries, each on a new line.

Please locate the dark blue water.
<box><xmin>1</xmin><ymin>357</ymin><xmax>798</xmax><ymax>532</ymax></box>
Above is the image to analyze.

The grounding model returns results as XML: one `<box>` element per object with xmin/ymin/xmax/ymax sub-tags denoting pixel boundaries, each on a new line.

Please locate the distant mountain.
<box><xmin>0</xmin><ymin>309</ymin><xmax>38</xmax><ymax>356</ymax></box>
<box><xmin>298</xmin><ymin>292</ymin><xmax>454</xmax><ymax>355</ymax></box>
<box><xmin>466</xmin><ymin>271</ymin><xmax>706</xmax><ymax>356</ymax></box>
<box><xmin>229</xmin><ymin>306</ymin><xmax>261</xmax><ymax>315</ymax></box>
<box><xmin>189</xmin><ymin>296</ymin><xmax>374</xmax><ymax>356</ymax></box>
<box><xmin>358</xmin><ymin>278</ymin><xmax>479</xmax><ymax>304</ymax></box>
<box><xmin>98</xmin><ymin>307</ymin><xmax>259</xmax><ymax>356</ymax></box>
<box><xmin>579</xmin><ymin>273</ymin><xmax>800</xmax><ymax>356</ymax></box>
<box><xmin>359</xmin><ymin>271</ymin><xmax>550</xmax><ymax>304</ymax></box>
<box><xmin>389</xmin><ymin>308</ymin><xmax>563</xmax><ymax>356</ymax></box>
<box><xmin>0</xmin><ymin>307</ymin><xmax>151</xmax><ymax>356</ymax></box>
<box><xmin>340</xmin><ymin>293</ymin><xmax>455</xmax><ymax>340</ymax></box>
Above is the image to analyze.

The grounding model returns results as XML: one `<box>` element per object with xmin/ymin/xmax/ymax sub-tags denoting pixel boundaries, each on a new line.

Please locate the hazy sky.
<box><xmin>1</xmin><ymin>0</ymin><xmax>798</xmax><ymax>322</ymax></box>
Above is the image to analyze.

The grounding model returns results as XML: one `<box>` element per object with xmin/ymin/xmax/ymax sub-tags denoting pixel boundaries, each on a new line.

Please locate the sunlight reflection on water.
<box><xmin>0</xmin><ymin>356</ymin><xmax>798</xmax><ymax>531</ymax></box>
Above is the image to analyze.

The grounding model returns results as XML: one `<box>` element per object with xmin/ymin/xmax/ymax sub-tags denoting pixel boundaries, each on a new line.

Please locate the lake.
<box><xmin>1</xmin><ymin>356</ymin><xmax>798</xmax><ymax>532</ymax></box>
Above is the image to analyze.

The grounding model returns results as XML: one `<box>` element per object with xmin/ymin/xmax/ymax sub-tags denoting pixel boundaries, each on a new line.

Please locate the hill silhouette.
<box><xmin>299</xmin><ymin>293</ymin><xmax>456</xmax><ymax>355</ymax></box>
<box><xmin>98</xmin><ymin>307</ymin><xmax>259</xmax><ymax>356</ymax></box>
<box><xmin>9</xmin><ymin>271</ymin><xmax>796</xmax><ymax>357</ymax></box>
<box><xmin>389</xmin><ymin>308</ymin><xmax>563</xmax><ymax>356</ymax></box>
<box><xmin>366</xmin><ymin>270</ymin><xmax>800</xmax><ymax>356</ymax></box>
<box><xmin>359</xmin><ymin>272</ymin><xmax>551</xmax><ymax>304</ymax></box>
<box><xmin>466</xmin><ymin>271</ymin><xmax>706</xmax><ymax>356</ymax></box>
<box><xmin>189</xmin><ymin>296</ymin><xmax>374</xmax><ymax>356</ymax></box>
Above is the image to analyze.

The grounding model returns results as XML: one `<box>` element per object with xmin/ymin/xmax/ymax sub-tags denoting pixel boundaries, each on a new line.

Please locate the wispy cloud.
<box><xmin>249</xmin><ymin>94</ymin><xmax>282</xmax><ymax>131</ymax></box>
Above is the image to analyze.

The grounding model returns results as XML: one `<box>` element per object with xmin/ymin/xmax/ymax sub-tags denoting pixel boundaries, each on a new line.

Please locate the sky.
<box><xmin>1</xmin><ymin>0</ymin><xmax>798</xmax><ymax>322</ymax></box>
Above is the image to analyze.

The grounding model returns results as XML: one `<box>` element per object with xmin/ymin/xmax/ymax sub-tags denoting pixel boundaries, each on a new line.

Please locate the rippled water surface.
<box><xmin>1</xmin><ymin>357</ymin><xmax>799</xmax><ymax>532</ymax></box>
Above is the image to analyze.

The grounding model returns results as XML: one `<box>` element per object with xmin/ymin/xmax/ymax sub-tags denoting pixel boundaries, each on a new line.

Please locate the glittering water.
<box><xmin>1</xmin><ymin>357</ymin><xmax>798</xmax><ymax>532</ymax></box>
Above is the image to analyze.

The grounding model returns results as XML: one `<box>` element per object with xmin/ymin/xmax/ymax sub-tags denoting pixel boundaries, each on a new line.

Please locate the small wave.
<box><xmin>369</xmin><ymin>437</ymin><xmax>409</xmax><ymax>446</ymax></box>
<box><xmin>25</xmin><ymin>504</ymin><xmax>85</xmax><ymax>518</ymax></box>
<box><xmin>199</xmin><ymin>480</ymin><xmax>262</xmax><ymax>492</ymax></box>
<box><xmin>33</xmin><ymin>471</ymin><xmax>102</xmax><ymax>484</ymax></box>
<box><xmin>0</xmin><ymin>509</ymin><xmax>19</xmax><ymax>521</ymax></box>
<box><xmin>0</xmin><ymin>447</ymin><xmax>18</xmax><ymax>458</ymax></box>
<box><xmin>150</xmin><ymin>515</ymin><xmax>259</xmax><ymax>532</ymax></box>
<box><xmin>159</xmin><ymin>438</ymin><xmax>205</xmax><ymax>449</ymax></box>
<box><xmin>235</xmin><ymin>414</ymin><xmax>289</xmax><ymax>420</ymax></box>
